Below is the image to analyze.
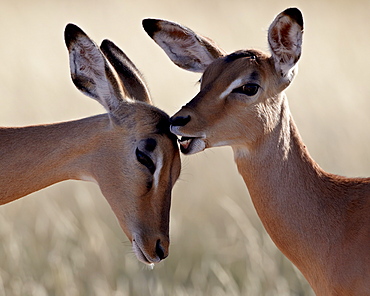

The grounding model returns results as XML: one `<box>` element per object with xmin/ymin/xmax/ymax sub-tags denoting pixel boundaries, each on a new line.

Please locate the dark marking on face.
<box><xmin>249</xmin><ymin>71</ymin><xmax>259</xmax><ymax>82</ymax></box>
<box><xmin>154</xmin><ymin>112</ymin><xmax>179</xmax><ymax>146</ymax></box>
<box><xmin>145</xmin><ymin>138</ymin><xmax>157</xmax><ymax>152</ymax></box>
<box><xmin>224</xmin><ymin>50</ymin><xmax>257</xmax><ymax>63</ymax></box>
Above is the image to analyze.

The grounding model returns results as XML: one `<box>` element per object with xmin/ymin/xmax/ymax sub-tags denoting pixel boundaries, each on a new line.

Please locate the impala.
<box><xmin>0</xmin><ymin>24</ymin><xmax>181</xmax><ymax>265</ymax></box>
<box><xmin>143</xmin><ymin>8</ymin><xmax>370</xmax><ymax>294</ymax></box>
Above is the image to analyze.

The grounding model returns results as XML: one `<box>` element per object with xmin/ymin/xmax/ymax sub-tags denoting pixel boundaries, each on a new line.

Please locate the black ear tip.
<box><xmin>283</xmin><ymin>8</ymin><xmax>303</xmax><ymax>28</ymax></box>
<box><xmin>101</xmin><ymin>39</ymin><xmax>115</xmax><ymax>50</ymax></box>
<box><xmin>100</xmin><ymin>38</ymin><xmax>125</xmax><ymax>61</ymax></box>
<box><xmin>142</xmin><ymin>18</ymin><xmax>161</xmax><ymax>38</ymax></box>
<box><xmin>64</xmin><ymin>23</ymin><xmax>86</xmax><ymax>46</ymax></box>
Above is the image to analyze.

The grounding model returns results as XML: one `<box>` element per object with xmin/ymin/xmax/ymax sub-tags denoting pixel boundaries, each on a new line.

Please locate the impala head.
<box><xmin>64</xmin><ymin>24</ymin><xmax>181</xmax><ymax>264</ymax></box>
<box><xmin>143</xmin><ymin>8</ymin><xmax>303</xmax><ymax>154</ymax></box>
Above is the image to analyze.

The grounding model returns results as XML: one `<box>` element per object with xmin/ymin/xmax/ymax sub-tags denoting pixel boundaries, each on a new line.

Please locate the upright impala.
<box><xmin>143</xmin><ymin>8</ymin><xmax>370</xmax><ymax>295</ymax></box>
<box><xmin>0</xmin><ymin>24</ymin><xmax>181</xmax><ymax>265</ymax></box>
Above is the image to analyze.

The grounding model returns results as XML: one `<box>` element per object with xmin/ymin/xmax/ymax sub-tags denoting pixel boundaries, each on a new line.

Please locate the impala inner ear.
<box><xmin>64</xmin><ymin>23</ymin><xmax>124</xmax><ymax>112</ymax></box>
<box><xmin>268</xmin><ymin>8</ymin><xmax>303</xmax><ymax>82</ymax></box>
<box><xmin>142</xmin><ymin>18</ymin><xmax>225</xmax><ymax>73</ymax></box>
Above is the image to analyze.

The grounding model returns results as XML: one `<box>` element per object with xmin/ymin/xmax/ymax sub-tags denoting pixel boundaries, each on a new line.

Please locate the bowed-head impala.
<box><xmin>143</xmin><ymin>8</ymin><xmax>370</xmax><ymax>294</ymax></box>
<box><xmin>0</xmin><ymin>24</ymin><xmax>181</xmax><ymax>265</ymax></box>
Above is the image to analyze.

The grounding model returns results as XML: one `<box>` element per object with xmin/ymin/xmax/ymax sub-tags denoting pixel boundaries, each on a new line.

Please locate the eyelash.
<box><xmin>232</xmin><ymin>83</ymin><xmax>260</xmax><ymax>96</ymax></box>
<box><xmin>135</xmin><ymin>148</ymin><xmax>156</xmax><ymax>174</ymax></box>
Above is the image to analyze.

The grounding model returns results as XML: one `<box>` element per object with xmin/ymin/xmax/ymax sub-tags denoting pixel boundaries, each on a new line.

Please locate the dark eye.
<box><xmin>232</xmin><ymin>83</ymin><xmax>259</xmax><ymax>96</ymax></box>
<box><xmin>135</xmin><ymin>148</ymin><xmax>156</xmax><ymax>174</ymax></box>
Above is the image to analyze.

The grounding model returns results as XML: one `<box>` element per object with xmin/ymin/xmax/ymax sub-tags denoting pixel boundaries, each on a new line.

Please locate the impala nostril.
<box><xmin>155</xmin><ymin>239</ymin><xmax>166</xmax><ymax>260</ymax></box>
<box><xmin>170</xmin><ymin>115</ymin><xmax>191</xmax><ymax>127</ymax></box>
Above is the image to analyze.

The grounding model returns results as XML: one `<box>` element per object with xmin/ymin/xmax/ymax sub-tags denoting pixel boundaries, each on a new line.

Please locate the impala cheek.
<box><xmin>212</xmin><ymin>140</ymin><xmax>230</xmax><ymax>147</ymax></box>
<box><xmin>192</xmin><ymin>138</ymin><xmax>206</xmax><ymax>153</ymax></box>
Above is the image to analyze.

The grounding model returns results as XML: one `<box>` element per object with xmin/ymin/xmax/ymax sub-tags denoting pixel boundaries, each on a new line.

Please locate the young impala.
<box><xmin>143</xmin><ymin>8</ymin><xmax>370</xmax><ymax>295</ymax></box>
<box><xmin>0</xmin><ymin>24</ymin><xmax>181</xmax><ymax>265</ymax></box>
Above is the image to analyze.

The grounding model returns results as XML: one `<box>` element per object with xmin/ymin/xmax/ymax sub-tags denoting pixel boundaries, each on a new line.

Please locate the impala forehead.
<box><xmin>115</xmin><ymin>101</ymin><xmax>172</xmax><ymax>131</ymax></box>
<box><xmin>201</xmin><ymin>51</ymin><xmax>269</xmax><ymax>94</ymax></box>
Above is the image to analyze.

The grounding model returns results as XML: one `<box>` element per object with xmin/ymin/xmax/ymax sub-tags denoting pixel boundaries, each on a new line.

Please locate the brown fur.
<box><xmin>144</xmin><ymin>8</ymin><xmax>370</xmax><ymax>294</ymax></box>
<box><xmin>0</xmin><ymin>24</ymin><xmax>181</xmax><ymax>265</ymax></box>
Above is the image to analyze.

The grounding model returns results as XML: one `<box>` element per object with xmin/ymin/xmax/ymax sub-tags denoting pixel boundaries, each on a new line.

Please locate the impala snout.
<box><xmin>170</xmin><ymin>107</ymin><xmax>193</xmax><ymax>134</ymax></box>
<box><xmin>170</xmin><ymin>110</ymin><xmax>207</xmax><ymax>155</ymax></box>
<box><xmin>170</xmin><ymin>91</ymin><xmax>206</xmax><ymax>136</ymax></box>
<box><xmin>170</xmin><ymin>113</ymin><xmax>192</xmax><ymax>137</ymax></box>
<box><xmin>170</xmin><ymin>114</ymin><xmax>191</xmax><ymax>127</ymax></box>
<box><xmin>132</xmin><ymin>233</ymin><xmax>169</xmax><ymax>264</ymax></box>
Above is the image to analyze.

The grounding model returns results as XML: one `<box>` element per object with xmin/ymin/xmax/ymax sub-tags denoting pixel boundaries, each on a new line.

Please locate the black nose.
<box><xmin>170</xmin><ymin>115</ymin><xmax>191</xmax><ymax>126</ymax></box>
<box><xmin>156</xmin><ymin>239</ymin><xmax>167</xmax><ymax>260</ymax></box>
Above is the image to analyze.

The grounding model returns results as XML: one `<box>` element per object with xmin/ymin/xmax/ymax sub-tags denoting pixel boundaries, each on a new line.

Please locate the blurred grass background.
<box><xmin>0</xmin><ymin>0</ymin><xmax>369</xmax><ymax>295</ymax></box>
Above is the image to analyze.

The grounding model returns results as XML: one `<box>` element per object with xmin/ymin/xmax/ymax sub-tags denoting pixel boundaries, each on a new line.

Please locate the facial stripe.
<box><xmin>219</xmin><ymin>78</ymin><xmax>243</xmax><ymax>99</ymax></box>
<box><xmin>153</xmin><ymin>152</ymin><xmax>163</xmax><ymax>192</ymax></box>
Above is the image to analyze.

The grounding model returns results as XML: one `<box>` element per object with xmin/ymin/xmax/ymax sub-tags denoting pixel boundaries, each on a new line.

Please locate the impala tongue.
<box><xmin>179</xmin><ymin>137</ymin><xmax>193</xmax><ymax>150</ymax></box>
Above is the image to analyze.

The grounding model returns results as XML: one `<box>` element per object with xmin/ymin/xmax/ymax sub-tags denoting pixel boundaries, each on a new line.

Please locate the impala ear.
<box><xmin>100</xmin><ymin>39</ymin><xmax>152</xmax><ymax>104</ymax></box>
<box><xmin>64</xmin><ymin>23</ymin><xmax>124</xmax><ymax>113</ymax></box>
<box><xmin>143</xmin><ymin>18</ymin><xmax>225</xmax><ymax>73</ymax></box>
<box><xmin>268</xmin><ymin>8</ymin><xmax>304</xmax><ymax>82</ymax></box>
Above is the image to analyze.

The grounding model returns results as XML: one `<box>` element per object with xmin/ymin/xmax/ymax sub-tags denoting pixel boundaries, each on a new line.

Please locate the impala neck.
<box><xmin>233</xmin><ymin>94</ymin><xmax>332</xmax><ymax>279</ymax></box>
<box><xmin>0</xmin><ymin>114</ymin><xmax>111</xmax><ymax>205</ymax></box>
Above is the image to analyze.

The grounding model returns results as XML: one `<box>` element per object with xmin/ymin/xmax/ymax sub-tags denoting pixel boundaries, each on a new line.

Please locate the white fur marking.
<box><xmin>79</xmin><ymin>174</ymin><xmax>98</xmax><ymax>184</ymax></box>
<box><xmin>233</xmin><ymin>147</ymin><xmax>250</xmax><ymax>160</ymax></box>
<box><xmin>220</xmin><ymin>78</ymin><xmax>243</xmax><ymax>99</ymax></box>
<box><xmin>153</xmin><ymin>153</ymin><xmax>163</xmax><ymax>191</ymax></box>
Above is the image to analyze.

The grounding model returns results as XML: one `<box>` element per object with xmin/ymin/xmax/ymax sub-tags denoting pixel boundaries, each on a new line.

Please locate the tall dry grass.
<box><xmin>0</xmin><ymin>0</ymin><xmax>369</xmax><ymax>295</ymax></box>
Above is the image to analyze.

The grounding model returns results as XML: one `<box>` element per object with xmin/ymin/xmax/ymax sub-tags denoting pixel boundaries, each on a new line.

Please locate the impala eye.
<box><xmin>135</xmin><ymin>148</ymin><xmax>155</xmax><ymax>174</ymax></box>
<box><xmin>232</xmin><ymin>83</ymin><xmax>259</xmax><ymax>96</ymax></box>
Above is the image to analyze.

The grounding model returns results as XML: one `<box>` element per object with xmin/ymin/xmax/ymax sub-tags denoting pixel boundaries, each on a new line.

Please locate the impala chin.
<box><xmin>178</xmin><ymin>136</ymin><xmax>206</xmax><ymax>154</ymax></box>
